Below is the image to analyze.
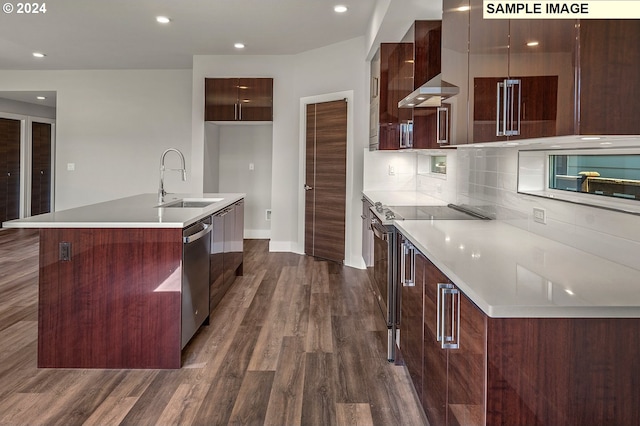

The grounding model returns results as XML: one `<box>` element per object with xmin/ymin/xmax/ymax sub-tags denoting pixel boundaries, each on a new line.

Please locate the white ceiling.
<box><xmin>0</xmin><ymin>0</ymin><xmax>442</xmax><ymax>107</ymax></box>
<box><xmin>0</xmin><ymin>0</ymin><xmax>438</xmax><ymax>70</ymax></box>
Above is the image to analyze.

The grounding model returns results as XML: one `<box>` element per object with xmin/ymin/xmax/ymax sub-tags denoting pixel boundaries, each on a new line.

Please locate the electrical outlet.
<box><xmin>59</xmin><ymin>242</ymin><xmax>72</xmax><ymax>261</ymax></box>
<box><xmin>249</xmin><ymin>163</ymin><xmax>254</xmax><ymax>171</ymax></box>
<box><xmin>533</xmin><ymin>207</ymin><xmax>546</xmax><ymax>224</ymax></box>
<box><xmin>388</xmin><ymin>165</ymin><xmax>396</xmax><ymax>176</ymax></box>
<box><xmin>265</xmin><ymin>209</ymin><xmax>272</xmax><ymax>221</ymax></box>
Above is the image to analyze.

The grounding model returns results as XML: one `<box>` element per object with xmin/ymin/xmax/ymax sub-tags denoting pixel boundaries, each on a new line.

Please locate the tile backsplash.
<box><xmin>456</xmin><ymin>145</ymin><xmax>640</xmax><ymax>270</ymax></box>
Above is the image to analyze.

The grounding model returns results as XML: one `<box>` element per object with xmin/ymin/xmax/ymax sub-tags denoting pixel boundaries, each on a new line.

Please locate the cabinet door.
<box><xmin>377</xmin><ymin>43</ymin><xmax>413</xmax><ymax>150</ymax></box>
<box><xmin>443</xmin><ymin>0</ymin><xmax>470</xmax><ymax>145</ymax></box>
<box><xmin>579</xmin><ymin>20</ymin><xmax>640</xmax><ymax>135</ymax></box>
<box><xmin>468</xmin><ymin>0</ymin><xmax>508</xmax><ymax>143</ymax></box>
<box><xmin>447</xmin><ymin>293</ymin><xmax>487</xmax><ymax>426</ymax></box>
<box><xmin>400</xmin><ymin>244</ymin><xmax>425</xmax><ymax>402</ymax></box>
<box><xmin>237</xmin><ymin>78</ymin><xmax>273</xmax><ymax>121</ymax></box>
<box><xmin>423</xmin><ymin>257</ymin><xmax>449</xmax><ymax>426</ymax></box>
<box><xmin>205</xmin><ymin>78</ymin><xmax>238</xmax><ymax>121</ymax></box>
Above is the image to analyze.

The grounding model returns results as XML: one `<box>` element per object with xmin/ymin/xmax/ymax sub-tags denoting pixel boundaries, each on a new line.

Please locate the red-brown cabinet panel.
<box><xmin>205</xmin><ymin>77</ymin><xmax>273</xmax><ymax>122</ymax></box>
<box><xmin>38</xmin><ymin>228</ymin><xmax>183</xmax><ymax>369</ymax></box>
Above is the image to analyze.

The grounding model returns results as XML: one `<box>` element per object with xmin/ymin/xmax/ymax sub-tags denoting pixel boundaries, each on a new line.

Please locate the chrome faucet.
<box><xmin>158</xmin><ymin>148</ymin><xmax>187</xmax><ymax>203</ymax></box>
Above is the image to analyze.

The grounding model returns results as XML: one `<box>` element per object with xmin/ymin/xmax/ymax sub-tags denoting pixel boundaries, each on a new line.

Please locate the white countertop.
<box><xmin>362</xmin><ymin>190</ymin><xmax>447</xmax><ymax>207</ymax></box>
<box><xmin>2</xmin><ymin>193</ymin><xmax>245</xmax><ymax>229</ymax></box>
<box><xmin>394</xmin><ymin>220</ymin><xmax>640</xmax><ymax>318</ymax></box>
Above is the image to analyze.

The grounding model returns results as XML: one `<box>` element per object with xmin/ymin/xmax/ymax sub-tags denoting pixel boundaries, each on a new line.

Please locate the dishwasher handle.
<box><xmin>183</xmin><ymin>222</ymin><xmax>212</xmax><ymax>244</ymax></box>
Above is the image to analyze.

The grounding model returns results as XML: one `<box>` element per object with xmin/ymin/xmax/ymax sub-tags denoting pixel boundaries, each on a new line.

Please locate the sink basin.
<box><xmin>158</xmin><ymin>198</ymin><xmax>224</xmax><ymax>208</ymax></box>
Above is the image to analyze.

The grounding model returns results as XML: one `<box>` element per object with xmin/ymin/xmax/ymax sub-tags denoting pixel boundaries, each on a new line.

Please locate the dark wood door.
<box><xmin>304</xmin><ymin>99</ymin><xmax>347</xmax><ymax>263</ymax></box>
<box><xmin>31</xmin><ymin>121</ymin><xmax>52</xmax><ymax>216</ymax></box>
<box><xmin>0</xmin><ymin>117</ymin><xmax>21</xmax><ymax>225</ymax></box>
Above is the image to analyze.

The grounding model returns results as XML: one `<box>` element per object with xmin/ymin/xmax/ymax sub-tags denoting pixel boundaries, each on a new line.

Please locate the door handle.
<box><xmin>304</xmin><ymin>185</ymin><xmax>313</xmax><ymax>191</ymax></box>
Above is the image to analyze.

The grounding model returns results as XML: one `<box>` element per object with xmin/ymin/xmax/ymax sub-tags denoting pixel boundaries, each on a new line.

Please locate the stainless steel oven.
<box><xmin>369</xmin><ymin>202</ymin><xmax>490</xmax><ymax>362</ymax></box>
<box><xmin>370</xmin><ymin>209</ymin><xmax>398</xmax><ymax>361</ymax></box>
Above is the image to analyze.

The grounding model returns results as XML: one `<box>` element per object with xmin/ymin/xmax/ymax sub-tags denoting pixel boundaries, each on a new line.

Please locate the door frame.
<box><xmin>297</xmin><ymin>90</ymin><xmax>355</xmax><ymax>266</ymax></box>
<box><xmin>0</xmin><ymin>112</ymin><xmax>56</xmax><ymax>218</ymax></box>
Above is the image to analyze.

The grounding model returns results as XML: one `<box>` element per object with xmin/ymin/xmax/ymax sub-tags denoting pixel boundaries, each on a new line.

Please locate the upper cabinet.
<box><xmin>410</xmin><ymin>21</ymin><xmax>449</xmax><ymax>150</ymax></box>
<box><xmin>442</xmin><ymin>0</ymin><xmax>470</xmax><ymax>146</ymax></box>
<box><xmin>370</xmin><ymin>43</ymin><xmax>414</xmax><ymax>150</ymax></box>
<box><xmin>205</xmin><ymin>78</ymin><xmax>273</xmax><ymax>122</ymax></box>
<box><xmin>468</xmin><ymin>0</ymin><xmax>577</xmax><ymax>143</ymax></box>
<box><xmin>578</xmin><ymin>20</ymin><xmax>640</xmax><ymax>135</ymax></box>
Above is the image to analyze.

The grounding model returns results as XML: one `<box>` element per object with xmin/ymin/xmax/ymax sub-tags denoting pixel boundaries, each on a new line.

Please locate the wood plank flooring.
<box><xmin>0</xmin><ymin>228</ymin><xmax>427</xmax><ymax>426</ymax></box>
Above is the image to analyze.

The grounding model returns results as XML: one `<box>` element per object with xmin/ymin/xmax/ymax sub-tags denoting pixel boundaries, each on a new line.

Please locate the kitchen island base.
<box><xmin>38</xmin><ymin>227</ymin><xmax>184</xmax><ymax>369</ymax></box>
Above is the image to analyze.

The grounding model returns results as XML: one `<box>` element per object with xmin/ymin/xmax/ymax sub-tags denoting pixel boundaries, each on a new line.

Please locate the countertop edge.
<box><xmin>393</xmin><ymin>219</ymin><xmax>640</xmax><ymax>319</ymax></box>
<box><xmin>1</xmin><ymin>193</ymin><xmax>245</xmax><ymax>229</ymax></box>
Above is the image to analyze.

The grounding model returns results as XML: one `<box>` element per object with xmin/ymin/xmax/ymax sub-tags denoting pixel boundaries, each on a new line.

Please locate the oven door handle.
<box><xmin>370</xmin><ymin>218</ymin><xmax>388</xmax><ymax>241</ymax></box>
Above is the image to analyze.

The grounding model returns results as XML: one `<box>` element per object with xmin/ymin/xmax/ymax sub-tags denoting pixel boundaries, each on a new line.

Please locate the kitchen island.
<box><xmin>3</xmin><ymin>193</ymin><xmax>244</xmax><ymax>369</ymax></box>
<box><xmin>394</xmin><ymin>219</ymin><xmax>640</xmax><ymax>425</ymax></box>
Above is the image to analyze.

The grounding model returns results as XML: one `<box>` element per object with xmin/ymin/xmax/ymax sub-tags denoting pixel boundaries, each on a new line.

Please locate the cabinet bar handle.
<box><xmin>437</xmin><ymin>283</ymin><xmax>460</xmax><ymax>349</ymax></box>
<box><xmin>402</xmin><ymin>240</ymin><xmax>415</xmax><ymax>287</ymax></box>
<box><xmin>437</xmin><ymin>106</ymin><xmax>449</xmax><ymax>145</ymax></box>
<box><xmin>496</xmin><ymin>80</ymin><xmax>505</xmax><ymax>137</ymax></box>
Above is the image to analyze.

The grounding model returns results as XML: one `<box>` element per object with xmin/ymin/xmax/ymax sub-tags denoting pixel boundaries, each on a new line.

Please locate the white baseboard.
<box><xmin>244</xmin><ymin>229</ymin><xmax>271</xmax><ymax>239</ymax></box>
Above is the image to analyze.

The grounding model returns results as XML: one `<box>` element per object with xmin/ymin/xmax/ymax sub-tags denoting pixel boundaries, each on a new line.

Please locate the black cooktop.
<box><xmin>387</xmin><ymin>204</ymin><xmax>490</xmax><ymax>221</ymax></box>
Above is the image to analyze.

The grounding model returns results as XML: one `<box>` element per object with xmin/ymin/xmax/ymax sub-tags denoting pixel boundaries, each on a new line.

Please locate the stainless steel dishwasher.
<box><xmin>181</xmin><ymin>217</ymin><xmax>212</xmax><ymax>349</ymax></box>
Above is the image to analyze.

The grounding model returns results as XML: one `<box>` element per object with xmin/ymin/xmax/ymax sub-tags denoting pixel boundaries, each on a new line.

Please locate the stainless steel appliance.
<box><xmin>181</xmin><ymin>217</ymin><xmax>212</xmax><ymax>349</ymax></box>
<box><xmin>370</xmin><ymin>202</ymin><xmax>489</xmax><ymax>361</ymax></box>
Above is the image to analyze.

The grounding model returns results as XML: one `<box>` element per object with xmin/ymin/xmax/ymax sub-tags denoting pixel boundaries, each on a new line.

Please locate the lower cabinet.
<box><xmin>209</xmin><ymin>200</ymin><xmax>244</xmax><ymax>313</ymax></box>
<box><xmin>397</xmin><ymin>233</ymin><xmax>640</xmax><ymax>426</ymax></box>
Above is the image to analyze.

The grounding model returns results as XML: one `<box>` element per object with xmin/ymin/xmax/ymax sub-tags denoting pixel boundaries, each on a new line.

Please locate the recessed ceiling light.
<box><xmin>156</xmin><ymin>16</ymin><xmax>171</xmax><ymax>24</ymax></box>
<box><xmin>527</xmin><ymin>41</ymin><xmax>539</xmax><ymax>47</ymax></box>
<box><xmin>234</xmin><ymin>43</ymin><xmax>245</xmax><ymax>49</ymax></box>
<box><xmin>334</xmin><ymin>5</ymin><xmax>348</xmax><ymax>13</ymax></box>
<box><xmin>36</xmin><ymin>96</ymin><xmax>46</xmax><ymax>100</ymax></box>
<box><xmin>32</xmin><ymin>52</ymin><xmax>46</xmax><ymax>58</ymax></box>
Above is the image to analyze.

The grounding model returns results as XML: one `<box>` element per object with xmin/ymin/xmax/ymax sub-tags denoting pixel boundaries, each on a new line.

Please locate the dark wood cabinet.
<box><xmin>399</xmin><ymin>240</ymin><xmax>425</xmax><ymax>402</ymax></box>
<box><xmin>205</xmin><ymin>78</ymin><xmax>273</xmax><ymax>122</ymax></box>
<box><xmin>409</xmin><ymin>20</ymin><xmax>449</xmax><ymax>150</ymax></box>
<box><xmin>579</xmin><ymin>20</ymin><xmax>640</xmax><ymax>135</ymax></box>
<box><xmin>468</xmin><ymin>0</ymin><xmax>575</xmax><ymax>143</ymax></box>
<box><xmin>442</xmin><ymin>0</ymin><xmax>470</xmax><ymax>145</ymax></box>
<box><xmin>398</xmin><ymin>235</ymin><xmax>640</xmax><ymax>425</ymax></box>
<box><xmin>370</xmin><ymin>43</ymin><xmax>414</xmax><ymax>150</ymax></box>
<box><xmin>0</xmin><ymin>117</ymin><xmax>21</xmax><ymax>226</ymax></box>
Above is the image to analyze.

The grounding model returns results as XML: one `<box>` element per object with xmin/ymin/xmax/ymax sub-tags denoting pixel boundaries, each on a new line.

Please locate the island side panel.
<box><xmin>38</xmin><ymin>227</ymin><xmax>183</xmax><ymax>369</ymax></box>
<box><xmin>485</xmin><ymin>317</ymin><xmax>640</xmax><ymax>426</ymax></box>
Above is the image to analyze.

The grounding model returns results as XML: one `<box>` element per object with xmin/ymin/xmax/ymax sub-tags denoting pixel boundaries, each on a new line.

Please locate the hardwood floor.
<box><xmin>0</xmin><ymin>228</ymin><xmax>427</xmax><ymax>426</ymax></box>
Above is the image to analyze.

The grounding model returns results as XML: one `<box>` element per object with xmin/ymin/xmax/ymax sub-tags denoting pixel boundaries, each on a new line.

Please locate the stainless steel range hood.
<box><xmin>398</xmin><ymin>74</ymin><xmax>459</xmax><ymax>108</ymax></box>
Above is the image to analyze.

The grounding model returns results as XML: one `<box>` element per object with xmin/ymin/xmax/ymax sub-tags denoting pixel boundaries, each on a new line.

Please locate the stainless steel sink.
<box><xmin>158</xmin><ymin>198</ymin><xmax>224</xmax><ymax>208</ymax></box>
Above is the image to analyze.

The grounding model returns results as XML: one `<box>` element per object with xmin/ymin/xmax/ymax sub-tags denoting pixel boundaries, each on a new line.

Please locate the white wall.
<box><xmin>203</xmin><ymin>122</ymin><xmax>220</xmax><ymax>192</ymax></box>
<box><xmin>0</xmin><ymin>70</ymin><xmax>193</xmax><ymax>210</ymax></box>
<box><xmin>192</xmin><ymin>36</ymin><xmax>368</xmax><ymax>268</ymax></box>
<box><xmin>217</xmin><ymin>124</ymin><xmax>273</xmax><ymax>239</ymax></box>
